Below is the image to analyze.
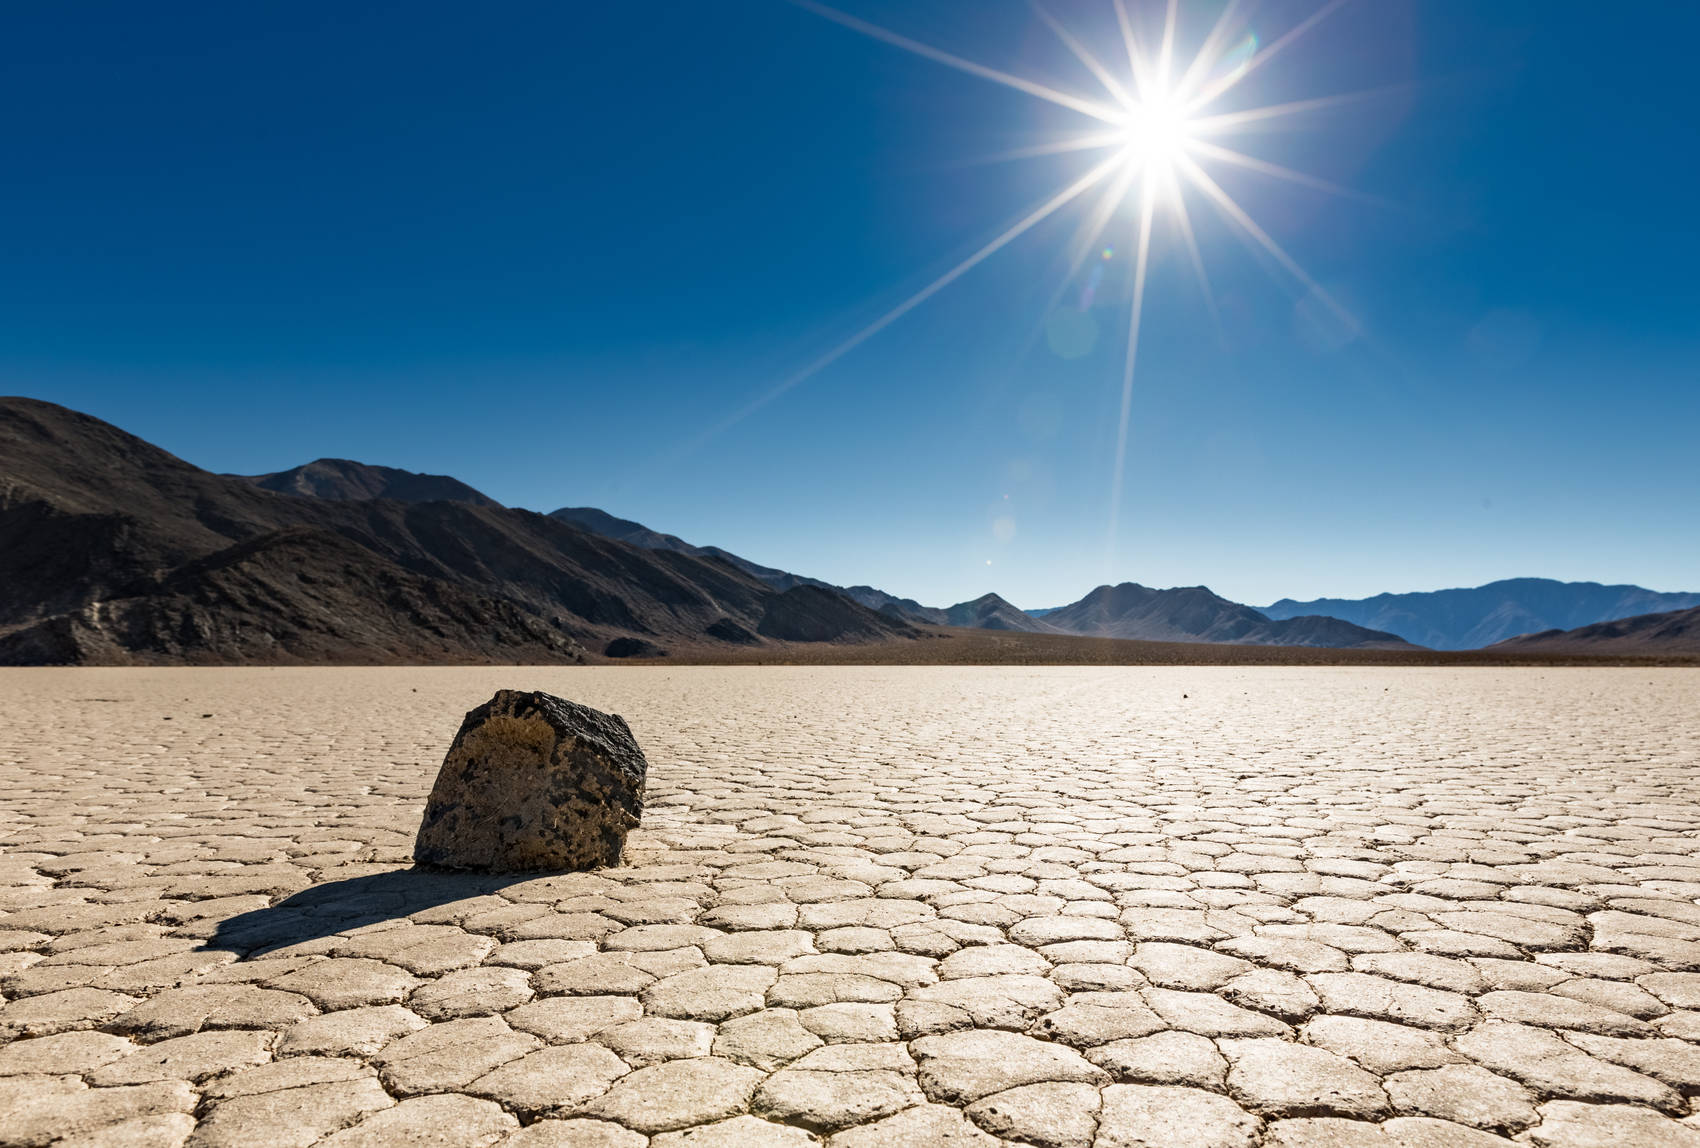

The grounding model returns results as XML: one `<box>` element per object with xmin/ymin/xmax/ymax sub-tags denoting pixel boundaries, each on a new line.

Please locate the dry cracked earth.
<box><xmin>2</xmin><ymin>666</ymin><xmax>1698</xmax><ymax>1148</ymax></box>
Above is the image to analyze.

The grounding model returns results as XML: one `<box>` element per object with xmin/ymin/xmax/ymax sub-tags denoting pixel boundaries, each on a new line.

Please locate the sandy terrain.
<box><xmin>1</xmin><ymin>666</ymin><xmax>1698</xmax><ymax>1147</ymax></box>
<box><xmin>659</xmin><ymin>628</ymin><xmax>1700</xmax><ymax>667</ymax></box>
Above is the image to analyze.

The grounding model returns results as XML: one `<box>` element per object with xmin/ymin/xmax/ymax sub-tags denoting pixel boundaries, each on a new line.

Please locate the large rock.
<box><xmin>413</xmin><ymin>690</ymin><xmax>647</xmax><ymax>872</ymax></box>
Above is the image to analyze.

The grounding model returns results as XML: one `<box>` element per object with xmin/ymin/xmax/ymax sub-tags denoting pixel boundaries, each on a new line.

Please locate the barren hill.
<box><xmin>939</xmin><ymin>593</ymin><xmax>1064</xmax><ymax>633</ymax></box>
<box><xmin>550</xmin><ymin>506</ymin><xmax>699</xmax><ymax>553</ymax></box>
<box><xmin>1489</xmin><ymin>604</ymin><xmax>1700</xmax><ymax>655</ymax></box>
<box><xmin>550</xmin><ymin>506</ymin><xmax>937</xmax><ymax>609</ymax></box>
<box><xmin>0</xmin><ymin>398</ymin><xmax>911</xmax><ymax>664</ymax></box>
<box><xmin>551</xmin><ymin>509</ymin><xmax>1065</xmax><ymax>633</ymax></box>
<box><xmin>1043</xmin><ymin>583</ymin><xmax>1416</xmax><ymax>649</ymax></box>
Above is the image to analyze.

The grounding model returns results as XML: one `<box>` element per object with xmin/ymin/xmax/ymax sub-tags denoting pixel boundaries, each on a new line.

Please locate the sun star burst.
<box><xmin>703</xmin><ymin>0</ymin><xmax>1374</xmax><ymax>566</ymax></box>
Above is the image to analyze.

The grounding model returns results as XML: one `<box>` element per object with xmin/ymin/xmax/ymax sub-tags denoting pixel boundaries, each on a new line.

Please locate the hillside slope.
<box><xmin>938</xmin><ymin>593</ymin><xmax>1065</xmax><ymax>633</ymax></box>
<box><xmin>1044</xmin><ymin>583</ymin><xmax>1417</xmax><ymax>649</ymax></box>
<box><xmin>0</xmin><ymin>398</ymin><xmax>911</xmax><ymax>663</ymax></box>
<box><xmin>551</xmin><ymin>506</ymin><xmax>842</xmax><ymax>595</ymax></box>
<box><xmin>1489</xmin><ymin>604</ymin><xmax>1700</xmax><ymax>655</ymax></box>
<box><xmin>0</xmin><ymin>527</ymin><xmax>581</xmax><ymax>665</ymax></box>
<box><xmin>551</xmin><ymin>509</ymin><xmax>1067</xmax><ymax>632</ymax></box>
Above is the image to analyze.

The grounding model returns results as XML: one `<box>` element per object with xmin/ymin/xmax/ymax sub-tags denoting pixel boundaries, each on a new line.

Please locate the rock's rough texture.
<box><xmin>413</xmin><ymin>691</ymin><xmax>647</xmax><ymax>872</ymax></box>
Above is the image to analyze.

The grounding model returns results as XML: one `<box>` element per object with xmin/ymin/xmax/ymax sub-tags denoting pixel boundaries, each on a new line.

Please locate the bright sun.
<box><xmin>1117</xmin><ymin>93</ymin><xmax>1193</xmax><ymax>178</ymax></box>
<box><xmin>718</xmin><ymin>0</ymin><xmax>1371</xmax><ymax>563</ymax></box>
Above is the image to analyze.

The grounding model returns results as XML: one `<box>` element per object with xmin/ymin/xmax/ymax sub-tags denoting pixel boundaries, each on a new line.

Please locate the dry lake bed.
<box><xmin>2</xmin><ymin>666</ymin><xmax>1698</xmax><ymax>1148</ymax></box>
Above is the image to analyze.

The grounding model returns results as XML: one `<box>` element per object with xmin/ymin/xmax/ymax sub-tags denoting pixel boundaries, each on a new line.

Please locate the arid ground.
<box><xmin>2</xmin><ymin>667</ymin><xmax>1698</xmax><ymax>1147</ymax></box>
<box><xmin>653</xmin><ymin>629</ymin><xmax>1700</xmax><ymax>668</ymax></box>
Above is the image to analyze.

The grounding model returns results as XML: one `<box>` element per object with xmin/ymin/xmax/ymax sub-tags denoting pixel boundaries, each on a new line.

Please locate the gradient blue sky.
<box><xmin>5</xmin><ymin>1</ymin><xmax>1696</xmax><ymax>608</ymax></box>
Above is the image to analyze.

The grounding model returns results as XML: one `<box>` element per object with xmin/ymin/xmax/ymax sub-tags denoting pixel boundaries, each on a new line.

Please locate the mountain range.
<box><xmin>4</xmin><ymin>397</ymin><xmax>1692</xmax><ymax>664</ymax></box>
<box><xmin>0</xmin><ymin>398</ymin><xmax>912</xmax><ymax>665</ymax></box>
<box><xmin>1262</xmin><ymin>578</ymin><xmax>1700</xmax><ymax>650</ymax></box>
<box><xmin>549</xmin><ymin>510</ymin><xmax>1405</xmax><ymax>649</ymax></box>
<box><xmin>246</xmin><ymin>460</ymin><xmax>1688</xmax><ymax>657</ymax></box>
<box><xmin>1039</xmin><ymin>583</ymin><xmax>1412</xmax><ymax>648</ymax></box>
<box><xmin>545</xmin><ymin>511</ymin><xmax>1700</xmax><ymax>656</ymax></box>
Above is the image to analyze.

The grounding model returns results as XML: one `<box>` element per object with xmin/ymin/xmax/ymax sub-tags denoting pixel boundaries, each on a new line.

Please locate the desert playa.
<box><xmin>2</xmin><ymin>665</ymin><xmax>1698</xmax><ymax>1146</ymax></box>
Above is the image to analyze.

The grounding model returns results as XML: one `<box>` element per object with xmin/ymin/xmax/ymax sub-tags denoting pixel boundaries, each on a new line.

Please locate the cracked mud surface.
<box><xmin>1</xmin><ymin>665</ymin><xmax>1698</xmax><ymax>1147</ymax></box>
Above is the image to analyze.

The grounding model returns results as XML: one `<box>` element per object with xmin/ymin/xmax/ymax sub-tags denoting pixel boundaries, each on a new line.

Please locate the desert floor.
<box><xmin>1</xmin><ymin>666</ymin><xmax>1698</xmax><ymax>1147</ymax></box>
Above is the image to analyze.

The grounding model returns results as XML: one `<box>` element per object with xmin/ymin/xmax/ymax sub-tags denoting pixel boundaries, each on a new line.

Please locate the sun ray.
<box><xmin>691</xmin><ymin>0</ymin><xmax>1380</xmax><ymax>565</ymax></box>
<box><xmin>1030</xmin><ymin>1</ymin><xmax>1134</xmax><ymax>110</ymax></box>
<box><xmin>688</xmin><ymin>152</ymin><xmax>1125</xmax><ymax>449</ymax></box>
<box><xmin>784</xmin><ymin>0</ymin><xmax>1123</xmax><ymax>125</ymax></box>
<box><xmin>1172</xmin><ymin>0</ymin><xmax>1249</xmax><ymax>106</ymax></box>
<box><xmin>1053</xmin><ymin>161</ymin><xmax>1140</xmax><ymax>312</ymax></box>
<box><xmin>1017</xmin><ymin>164</ymin><xmax>1139</xmax><ymax>362</ymax></box>
<box><xmin>1064</xmin><ymin>164</ymin><xmax>1138</xmax><ymax>281</ymax></box>
<box><xmin>1167</xmin><ymin>171</ymin><xmax>1223</xmax><ymax>339</ymax></box>
<box><xmin>1185</xmin><ymin>0</ymin><xmax>1353</xmax><ymax>112</ymax></box>
<box><xmin>1111</xmin><ymin>0</ymin><xmax>1152</xmax><ymax>102</ymax></box>
<box><xmin>1177</xmin><ymin>152</ymin><xmax>1358</xmax><ymax>332</ymax></box>
<box><xmin>1187</xmin><ymin>139</ymin><xmax>1387</xmax><ymax>205</ymax></box>
<box><xmin>1189</xmin><ymin>85</ymin><xmax>1408</xmax><ymax>135</ymax></box>
<box><xmin>976</xmin><ymin>131</ymin><xmax>1130</xmax><ymax>165</ymax></box>
<box><xmin>1105</xmin><ymin>174</ymin><xmax>1158</xmax><ymax>570</ymax></box>
<box><xmin>1157</xmin><ymin>0</ymin><xmax>1179</xmax><ymax>91</ymax></box>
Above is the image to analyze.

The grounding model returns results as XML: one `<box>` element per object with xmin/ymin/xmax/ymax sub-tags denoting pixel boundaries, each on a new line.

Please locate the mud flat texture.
<box><xmin>1</xmin><ymin>665</ymin><xmax>1698</xmax><ymax>1148</ymax></box>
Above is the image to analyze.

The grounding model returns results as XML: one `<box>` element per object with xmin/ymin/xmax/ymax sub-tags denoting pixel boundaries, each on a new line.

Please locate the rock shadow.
<box><xmin>202</xmin><ymin>867</ymin><xmax>539</xmax><ymax>956</ymax></box>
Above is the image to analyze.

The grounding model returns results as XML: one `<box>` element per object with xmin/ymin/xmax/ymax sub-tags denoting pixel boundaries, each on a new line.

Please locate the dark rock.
<box><xmin>0</xmin><ymin>613</ymin><xmax>121</xmax><ymax>666</ymax></box>
<box><xmin>413</xmin><ymin>690</ymin><xmax>647</xmax><ymax>872</ymax></box>
<box><xmin>604</xmin><ymin>637</ymin><xmax>666</xmax><ymax>659</ymax></box>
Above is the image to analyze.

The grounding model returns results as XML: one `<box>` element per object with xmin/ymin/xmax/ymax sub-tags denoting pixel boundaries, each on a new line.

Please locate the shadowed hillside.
<box><xmin>0</xmin><ymin>398</ymin><xmax>914</xmax><ymax>664</ymax></box>
<box><xmin>1490</xmin><ymin>604</ymin><xmax>1700</xmax><ymax>655</ymax></box>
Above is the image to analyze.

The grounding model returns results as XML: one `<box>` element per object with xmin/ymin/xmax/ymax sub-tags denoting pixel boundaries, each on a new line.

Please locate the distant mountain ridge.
<box><xmin>843</xmin><ymin>585</ymin><xmax>939</xmax><ymax>622</ymax></box>
<box><xmin>552</xmin><ymin>511</ymin><xmax>1416</xmax><ymax>649</ymax></box>
<box><xmin>868</xmin><ymin>592</ymin><xmax>1068</xmax><ymax>632</ymax></box>
<box><xmin>938</xmin><ymin>593</ymin><xmax>1066</xmax><ymax>632</ymax></box>
<box><xmin>1262</xmin><ymin>578</ymin><xmax>1700</xmax><ymax>650</ymax></box>
<box><xmin>1041</xmin><ymin>583</ymin><xmax>1415</xmax><ymax>649</ymax></box>
<box><xmin>240</xmin><ymin>458</ymin><xmax>500</xmax><ymax>507</ymax></box>
<box><xmin>550</xmin><ymin>507</ymin><xmax>845</xmax><ymax>597</ymax></box>
<box><xmin>549</xmin><ymin>508</ymin><xmax>1068</xmax><ymax>634</ymax></box>
<box><xmin>14</xmin><ymin>398</ymin><xmax>1683</xmax><ymax>662</ymax></box>
<box><xmin>1490</xmin><ymin>604</ymin><xmax>1700</xmax><ymax>655</ymax></box>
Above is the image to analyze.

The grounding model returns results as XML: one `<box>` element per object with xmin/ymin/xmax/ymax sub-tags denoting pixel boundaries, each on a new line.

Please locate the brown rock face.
<box><xmin>413</xmin><ymin>691</ymin><xmax>647</xmax><ymax>872</ymax></box>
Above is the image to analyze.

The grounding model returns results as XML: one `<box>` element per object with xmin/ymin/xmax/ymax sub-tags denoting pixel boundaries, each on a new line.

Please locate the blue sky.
<box><xmin>5</xmin><ymin>1</ymin><xmax>1696</xmax><ymax>608</ymax></box>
